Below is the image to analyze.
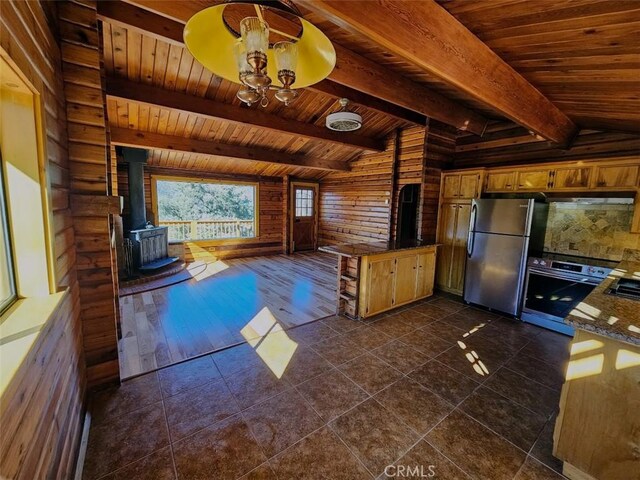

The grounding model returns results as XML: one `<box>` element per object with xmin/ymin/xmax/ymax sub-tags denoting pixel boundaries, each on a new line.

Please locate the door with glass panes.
<box><xmin>291</xmin><ymin>184</ymin><xmax>317</xmax><ymax>252</ymax></box>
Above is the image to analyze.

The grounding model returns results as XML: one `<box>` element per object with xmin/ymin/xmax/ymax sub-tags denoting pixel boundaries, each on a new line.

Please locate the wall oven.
<box><xmin>521</xmin><ymin>256</ymin><xmax>613</xmax><ymax>335</ymax></box>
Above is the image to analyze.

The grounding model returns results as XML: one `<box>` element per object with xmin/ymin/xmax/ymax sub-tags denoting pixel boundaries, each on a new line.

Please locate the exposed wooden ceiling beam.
<box><xmin>106</xmin><ymin>77</ymin><xmax>385</xmax><ymax>152</ymax></box>
<box><xmin>329</xmin><ymin>44</ymin><xmax>487</xmax><ymax>135</ymax></box>
<box><xmin>101</xmin><ymin>1</ymin><xmax>488</xmax><ymax>133</ymax></box>
<box><xmin>301</xmin><ymin>0</ymin><xmax>579</xmax><ymax>145</ymax></box>
<box><xmin>110</xmin><ymin>127</ymin><xmax>350</xmax><ymax>172</ymax></box>
<box><xmin>311</xmin><ymin>80</ymin><xmax>425</xmax><ymax>126</ymax></box>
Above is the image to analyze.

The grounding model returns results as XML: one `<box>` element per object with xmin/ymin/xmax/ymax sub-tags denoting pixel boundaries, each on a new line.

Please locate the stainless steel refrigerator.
<box><xmin>463</xmin><ymin>198</ymin><xmax>548</xmax><ymax>316</ymax></box>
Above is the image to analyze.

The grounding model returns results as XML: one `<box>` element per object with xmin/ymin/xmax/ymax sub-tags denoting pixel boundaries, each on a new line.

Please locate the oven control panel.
<box><xmin>528</xmin><ymin>257</ymin><xmax>612</xmax><ymax>279</ymax></box>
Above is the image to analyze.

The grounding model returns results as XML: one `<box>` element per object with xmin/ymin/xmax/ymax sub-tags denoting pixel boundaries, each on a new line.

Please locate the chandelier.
<box><xmin>184</xmin><ymin>0</ymin><xmax>336</xmax><ymax>107</ymax></box>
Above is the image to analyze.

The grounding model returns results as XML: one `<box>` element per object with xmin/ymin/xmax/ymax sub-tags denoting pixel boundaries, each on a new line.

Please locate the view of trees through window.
<box><xmin>155</xmin><ymin>179</ymin><xmax>257</xmax><ymax>242</ymax></box>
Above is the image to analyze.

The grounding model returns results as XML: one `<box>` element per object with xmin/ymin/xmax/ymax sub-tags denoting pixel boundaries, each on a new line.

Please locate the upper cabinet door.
<box><xmin>516</xmin><ymin>169</ymin><xmax>551</xmax><ymax>191</ymax></box>
<box><xmin>552</xmin><ymin>166</ymin><xmax>592</xmax><ymax>190</ymax></box>
<box><xmin>485</xmin><ymin>171</ymin><xmax>516</xmax><ymax>192</ymax></box>
<box><xmin>593</xmin><ymin>164</ymin><xmax>639</xmax><ymax>189</ymax></box>
<box><xmin>442</xmin><ymin>174</ymin><xmax>461</xmax><ymax>199</ymax></box>
<box><xmin>459</xmin><ymin>173</ymin><xmax>480</xmax><ymax>199</ymax></box>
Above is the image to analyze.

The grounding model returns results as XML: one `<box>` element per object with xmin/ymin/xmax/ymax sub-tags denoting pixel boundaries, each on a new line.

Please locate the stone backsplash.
<box><xmin>543</xmin><ymin>202</ymin><xmax>639</xmax><ymax>261</ymax></box>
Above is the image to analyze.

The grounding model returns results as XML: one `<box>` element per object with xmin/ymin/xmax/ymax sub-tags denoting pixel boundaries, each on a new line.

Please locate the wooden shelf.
<box><xmin>340</xmin><ymin>274</ymin><xmax>359</xmax><ymax>282</ymax></box>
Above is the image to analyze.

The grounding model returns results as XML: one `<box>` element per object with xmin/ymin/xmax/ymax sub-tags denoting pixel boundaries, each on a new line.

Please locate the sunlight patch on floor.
<box><xmin>241</xmin><ymin>306</ymin><xmax>297</xmax><ymax>379</ymax></box>
<box><xmin>193</xmin><ymin>260</ymin><xmax>229</xmax><ymax>281</ymax></box>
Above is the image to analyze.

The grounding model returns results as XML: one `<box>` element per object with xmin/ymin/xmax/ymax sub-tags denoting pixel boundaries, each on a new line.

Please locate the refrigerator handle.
<box><xmin>467</xmin><ymin>203</ymin><xmax>477</xmax><ymax>258</ymax></box>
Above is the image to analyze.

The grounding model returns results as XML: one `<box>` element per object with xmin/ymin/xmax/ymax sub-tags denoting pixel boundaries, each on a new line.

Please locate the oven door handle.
<box><xmin>527</xmin><ymin>268</ymin><xmax>602</xmax><ymax>285</ymax></box>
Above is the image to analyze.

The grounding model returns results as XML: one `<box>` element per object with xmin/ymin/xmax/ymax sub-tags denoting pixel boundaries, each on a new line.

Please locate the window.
<box><xmin>154</xmin><ymin>177</ymin><xmax>258</xmax><ymax>242</ymax></box>
<box><xmin>0</xmin><ymin>158</ymin><xmax>16</xmax><ymax>313</ymax></box>
<box><xmin>0</xmin><ymin>53</ymin><xmax>53</xmax><ymax>315</ymax></box>
<box><xmin>295</xmin><ymin>187</ymin><xmax>314</xmax><ymax>217</ymax></box>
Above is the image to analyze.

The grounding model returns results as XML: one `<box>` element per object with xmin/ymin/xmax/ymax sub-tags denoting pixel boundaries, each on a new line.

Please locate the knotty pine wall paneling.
<box><xmin>59</xmin><ymin>0</ymin><xmax>121</xmax><ymax>387</ymax></box>
<box><xmin>0</xmin><ymin>1</ymin><xmax>85</xmax><ymax>478</ymax></box>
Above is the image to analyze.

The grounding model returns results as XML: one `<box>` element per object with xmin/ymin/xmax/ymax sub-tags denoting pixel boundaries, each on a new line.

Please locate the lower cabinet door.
<box><xmin>416</xmin><ymin>251</ymin><xmax>436</xmax><ymax>298</ymax></box>
<box><xmin>365</xmin><ymin>258</ymin><xmax>395</xmax><ymax>316</ymax></box>
<box><xmin>394</xmin><ymin>254</ymin><xmax>418</xmax><ymax>305</ymax></box>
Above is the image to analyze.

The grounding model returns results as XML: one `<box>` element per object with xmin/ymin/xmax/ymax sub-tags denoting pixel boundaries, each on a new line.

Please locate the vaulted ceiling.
<box><xmin>100</xmin><ymin>0</ymin><xmax>640</xmax><ymax>180</ymax></box>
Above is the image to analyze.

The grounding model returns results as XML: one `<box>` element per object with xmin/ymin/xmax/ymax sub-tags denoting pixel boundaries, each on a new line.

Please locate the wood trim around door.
<box><xmin>289</xmin><ymin>181</ymin><xmax>319</xmax><ymax>253</ymax></box>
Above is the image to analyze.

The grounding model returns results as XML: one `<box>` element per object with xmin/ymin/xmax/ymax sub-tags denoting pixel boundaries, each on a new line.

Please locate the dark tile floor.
<box><xmin>83</xmin><ymin>294</ymin><xmax>570</xmax><ymax>480</ymax></box>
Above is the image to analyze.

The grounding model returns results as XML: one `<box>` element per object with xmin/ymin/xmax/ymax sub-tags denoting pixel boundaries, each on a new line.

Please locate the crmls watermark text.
<box><xmin>384</xmin><ymin>465</ymin><xmax>436</xmax><ymax>478</ymax></box>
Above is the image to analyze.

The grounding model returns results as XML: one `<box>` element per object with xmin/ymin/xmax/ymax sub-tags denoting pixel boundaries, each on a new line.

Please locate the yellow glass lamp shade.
<box><xmin>183</xmin><ymin>3</ymin><xmax>336</xmax><ymax>89</ymax></box>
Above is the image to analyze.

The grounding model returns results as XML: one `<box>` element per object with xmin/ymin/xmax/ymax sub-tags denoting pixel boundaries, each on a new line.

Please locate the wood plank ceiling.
<box><xmin>303</xmin><ymin>0</ymin><xmax>640</xmax><ymax>134</ymax></box>
<box><xmin>102</xmin><ymin>0</ymin><xmax>640</xmax><ymax>180</ymax></box>
<box><xmin>101</xmin><ymin>7</ymin><xmax>410</xmax><ymax>180</ymax></box>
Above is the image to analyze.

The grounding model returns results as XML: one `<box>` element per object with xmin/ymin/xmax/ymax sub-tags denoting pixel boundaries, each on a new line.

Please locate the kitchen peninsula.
<box><xmin>320</xmin><ymin>241</ymin><xmax>438</xmax><ymax>319</ymax></box>
<box><xmin>554</xmin><ymin>248</ymin><xmax>640</xmax><ymax>480</ymax></box>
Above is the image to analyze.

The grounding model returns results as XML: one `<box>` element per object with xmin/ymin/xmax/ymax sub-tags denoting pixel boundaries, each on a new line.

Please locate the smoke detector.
<box><xmin>326</xmin><ymin>98</ymin><xmax>362</xmax><ymax>132</ymax></box>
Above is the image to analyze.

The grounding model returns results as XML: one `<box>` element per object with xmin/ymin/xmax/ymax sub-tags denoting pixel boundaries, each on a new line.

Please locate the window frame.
<box><xmin>0</xmin><ymin>153</ymin><xmax>17</xmax><ymax>314</ymax></box>
<box><xmin>294</xmin><ymin>186</ymin><xmax>315</xmax><ymax>218</ymax></box>
<box><xmin>151</xmin><ymin>174</ymin><xmax>260</xmax><ymax>244</ymax></box>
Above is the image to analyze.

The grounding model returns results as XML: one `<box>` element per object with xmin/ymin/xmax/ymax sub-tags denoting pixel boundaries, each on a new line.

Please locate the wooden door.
<box><xmin>459</xmin><ymin>173</ymin><xmax>480</xmax><ymax>199</ymax></box>
<box><xmin>292</xmin><ymin>184</ymin><xmax>317</xmax><ymax>252</ymax></box>
<box><xmin>416</xmin><ymin>250</ymin><xmax>436</xmax><ymax>298</ymax></box>
<box><xmin>450</xmin><ymin>203</ymin><xmax>471</xmax><ymax>293</ymax></box>
<box><xmin>516</xmin><ymin>169</ymin><xmax>551</xmax><ymax>191</ymax></box>
<box><xmin>394</xmin><ymin>254</ymin><xmax>418</xmax><ymax>305</ymax></box>
<box><xmin>552</xmin><ymin>166</ymin><xmax>592</xmax><ymax>190</ymax></box>
<box><xmin>435</xmin><ymin>203</ymin><xmax>458</xmax><ymax>290</ymax></box>
<box><xmin>366</xmin><ymin>258</ymin><xmax>395</xmax><ymax>315</ymax></box>
<box><xmin>442</xmin><ymin>174</ymin><xmax>461</xmax><ymax>199</ymax></box>
<box><xmin>593</xmin><ymin>164</ymin><xmax>639</xmax><ymax>189</ymax></box>
<box><xmin>485</xmin><ymin>171</ymin><xmax>516</xmax><ymax>192</ymax></box>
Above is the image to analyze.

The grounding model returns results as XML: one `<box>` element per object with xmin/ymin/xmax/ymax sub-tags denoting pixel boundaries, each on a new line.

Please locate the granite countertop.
<box><xmin>319</xmin><ymin>240</ymin><xmax>438</xmax><ymax>258</ymax></box>
<box><xmin>565</xmin><ymin>248</ymin><xmax>640</xmax><ymax>346</ymax></box>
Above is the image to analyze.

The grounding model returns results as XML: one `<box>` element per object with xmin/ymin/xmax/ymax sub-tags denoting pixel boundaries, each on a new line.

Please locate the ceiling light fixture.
<box><xmin>184</xmin><ymin>0</ymin><xmax>336</xmax><ymax>108</ymax></box>
<box><xmin>326</xmin><ymin>99</ymin><xmax>363</xmax><ymax>132</ymax></box>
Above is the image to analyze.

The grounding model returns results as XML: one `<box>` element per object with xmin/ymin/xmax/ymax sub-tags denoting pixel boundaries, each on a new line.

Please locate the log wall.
<box><xmin>421</xmin><ymin>121</ymin><xmax>457</xmax><ymax>242</ymax></box>
<box><xmin>59</xmin><ymin>0</ymin><xmax>120</xmax><ymax>387</ymax></box>
<box><xmin>318</xmin><ymin>136</ymin><xmax>396</xmax><ymax>245</ymax></box>
<box><xmin>0</xmin><ymin>1</ymin><xmax>85</xmax><ymax>478</ymax></box>
<box><xmin>117</xmin><ymin>166</ymin><xmax>284</xmax><ymax>262</ymax></box>
<box><xmin>318</xmin><ymin>124</ymin><xmax>453</xmax><ymax>245</ymax></box>
<box><xmin>454</xmin><ymin>123</ymin><xmax>640</xmax><ymax>169</ymax></box>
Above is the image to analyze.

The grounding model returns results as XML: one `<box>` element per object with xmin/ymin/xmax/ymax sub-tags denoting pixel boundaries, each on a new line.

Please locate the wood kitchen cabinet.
<box><xmin>592</xmin><ymin>163</ymin><xmax>639</xmax><ymax>189</ymax></box>
<box><xmin>359</xmin><ymin>246</ymin><xmax>437</xmax><ymax>317</ymax></box>
<box><xmin>551</xmin><ymin>166</ymin><xmax>592</xmax><ymax>190</ymax></box>
<box><xmin>516</xmin><ymin>169</ymin><xmax>552</xmax><ymax>190</ymax></box>
<box><xmin>416</xmin><ymin>251</ymin><xmax>436</xmax><ymax>298</ymax></box>
<box><xmin>485</xmin><ymin>171</ymin><xmax>516</xmax><ymax>192</ymax></box>
<box><xmin>441</xmin><ymin>171</ymin><xmax>483</xmax><ymax>200</ymax></box>
<box><xmin>365</xmin><ymin>257</ymin><xmax>395</xmax><ymax>315</ymax></box>
<box><xmin>436</xmin><ymin>202</ymin><xmax>470</xmax><ymax>295</ymax></box>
